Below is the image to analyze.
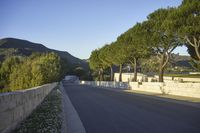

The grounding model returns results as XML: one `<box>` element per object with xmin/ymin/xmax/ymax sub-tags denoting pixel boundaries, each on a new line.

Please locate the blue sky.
<box><xmin>0</xmin><ymin>0</ymin><xmax>187</xmax><ymax>59</ymax></box>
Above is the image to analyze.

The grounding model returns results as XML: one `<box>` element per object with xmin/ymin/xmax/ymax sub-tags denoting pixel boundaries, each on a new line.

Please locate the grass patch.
<box><xmin>164</xmin><ymin>74</ymin><xmax>200</xmax><ymax>78</ymax></box>
<box><xmin>13</xmin><ymin>87</ymin><xmax>62</xmax><ymax>133</ymax></box>
<box><xmin>0</xmin><ymin>88</ymin><xmax>11</xmax><ymax>93</ymax></box>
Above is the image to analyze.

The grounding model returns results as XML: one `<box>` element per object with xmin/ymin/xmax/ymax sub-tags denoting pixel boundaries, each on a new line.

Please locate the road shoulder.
<box><xmin>87</xmin><ymin>85</ymin><xmax>200</xmax><ymax>109</ymax></box>
<box><xmin>60</xmin><ymin>83</ymin><xmax>86</xmax><ymax>133</ymax></box>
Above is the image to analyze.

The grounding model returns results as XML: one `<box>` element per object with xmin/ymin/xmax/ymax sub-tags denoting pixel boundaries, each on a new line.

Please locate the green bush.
<box><xmin>0</xmin><ymin>56</ymin><xmax>21</xmax><ymax>90</ymax></box>
<box><xmin>8</xmin><ymin>52</ymin><xmax>61</xmax><ymax>91</ymax></box>
<box><xmin>0</xmin><ymin>52</ymin><xmax>63</xmax><ymax>92</ymax></box>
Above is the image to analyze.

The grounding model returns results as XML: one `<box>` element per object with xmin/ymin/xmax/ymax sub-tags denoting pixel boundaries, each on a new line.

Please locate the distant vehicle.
<box><xmin>63</xmin><ymin>75</ymin><xmax>80</xmax><ymax>84</ymax></box>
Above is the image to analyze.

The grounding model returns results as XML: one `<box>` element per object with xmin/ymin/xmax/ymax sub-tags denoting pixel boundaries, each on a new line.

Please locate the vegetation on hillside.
<box><xmin>0</xmin><ymin>38</ymin><xmax>89</xmax><ymax>72</ymax></box>
<box><xmin>89</xmin><ymin>0</ymin><xmax>200</xmax><ymax>82</ymax></box>
<box><xmin>0</xmin><ymin>38</ymin><xmax>92</xmax><ymax>92</ymax></box>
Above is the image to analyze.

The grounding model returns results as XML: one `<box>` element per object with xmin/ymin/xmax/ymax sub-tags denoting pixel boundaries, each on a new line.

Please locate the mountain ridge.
<box><xmin>0</xmin><ymin>38</ymin><xmax>89</xmax><ymax>69</ymax></box>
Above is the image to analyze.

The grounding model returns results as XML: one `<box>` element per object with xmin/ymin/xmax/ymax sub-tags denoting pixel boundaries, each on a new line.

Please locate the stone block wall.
<box><xmin>81</xmin><ymin>81</ymin><xmax>129</xmax><ymax>89</ymax></box>
<box><xmin>114</xmin><ymin>73</ymin><xmax>200</xmax><ymax>83</ymax></box>
<box><xmin>81</xmin><ymin>81</ymin><xmax>200</xmax><ymax>98</ymax></box>
<box><xmin>164</xmin><ymin>83</ymin><xmax>200</xmax><ymax>98</ymax></box>
<box><xmin>0</xmin><ymin>82</ymin><xmax>57</xmax><ymax>133</ymax></box>
<box><xmin>130</xmin><ymin>82</ymin><xmax>165</xmax><ymax>94</ymax></box>
<box><xmin>129</xmin><ymin>82</ymin><xmax>200</xmax><ymax>98</ymax></box>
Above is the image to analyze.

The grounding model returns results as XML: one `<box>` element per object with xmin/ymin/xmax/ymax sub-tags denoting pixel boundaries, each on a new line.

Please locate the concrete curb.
<box><xmin>60</xmin><ymin>83</ymin><xmax>86</xmax><ymax>133</ymax></box>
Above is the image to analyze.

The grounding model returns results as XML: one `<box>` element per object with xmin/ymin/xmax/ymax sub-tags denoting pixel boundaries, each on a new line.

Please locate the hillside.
<box><xmin>171</xmin><ymin>54</ymin><xmax>192</xmax><ymax>68</ymax></box>
<box><xmin>0</xmin><ymin>38</ymin><xmax>89</xmax><ymax>70</ymax></box>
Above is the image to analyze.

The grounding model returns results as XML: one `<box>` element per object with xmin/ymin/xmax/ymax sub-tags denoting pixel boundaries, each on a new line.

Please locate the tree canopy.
<box><xmin>168</xmin><ymin>0</ymin><xmax>200</xmax><ymax>60</ymax></box>
<box><xmin>88</xmin><ymin>0</ymin><xmax>200</xmax><ymax>82</ymax></box>
<box><xmin>116</xmin><ymin>22</ymin><xmax>152</xmax><ymax>81</ymax></box>
<box><xmin>89</xmin><ymin>49</ymin><xmax>105</xmax><ymax>81</ymax></box>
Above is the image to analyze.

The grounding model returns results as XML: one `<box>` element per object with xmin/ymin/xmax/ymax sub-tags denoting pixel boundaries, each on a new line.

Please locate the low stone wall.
<box><xmin>154</xmin><ymin>76</ymin><xmax>200</xmax><ymax>83</ymax></box>
<box><xmin>164</xmin><ymin>82</ymin><xmax>200</xmax><ymax>98</ymax></box>
<box><xmin>130</xmin><ymin>82</ymin><xmax>164</xmax><ymax>93</ymax></box>
<box><xmin>114</xmin><ymin>73</ymin><xmax>200</xmax><ymax>83</ymax></box>
<box><xmin>0</xmin><ymin>82</ymin><xmax>57</xmax><ymax>133</ymax></box>
<box><xmin>174</xmin><ymin>77</ymin><xmax>200</xmax><ymax>82</ymax></box>
<box><xmin>81</xmin><ymin>81</ymin><xmax>200</xmax><ymax>98</ymax></box>
<box><xmin>114</xmin><ymin>73</ymin><xmax>144</xmax><ymax>82</ymax></box>
<box><xmin>130</xmin><ymin>82</ymin><xmax>200</xmax><ymax>98</ymax></box>
<box><xmin>81</xmin><ymin>81</ymin><xmax>129</xmax><ymax>89</ymax></box>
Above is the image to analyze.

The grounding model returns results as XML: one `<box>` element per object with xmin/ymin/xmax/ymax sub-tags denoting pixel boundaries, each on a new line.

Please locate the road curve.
<box><xmin>63</xmin><ymin>84</ymin><xmax>200</xmax><ymax>133</ymax></box>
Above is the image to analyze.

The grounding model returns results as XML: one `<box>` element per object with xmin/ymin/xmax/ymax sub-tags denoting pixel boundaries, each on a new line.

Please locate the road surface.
<box><xmin>63</xmin><ymin>83</ymin><xmax>200</xmax><ymax>133</ymax></box>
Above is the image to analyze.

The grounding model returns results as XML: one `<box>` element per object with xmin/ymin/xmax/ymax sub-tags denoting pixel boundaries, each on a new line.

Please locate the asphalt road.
<box><xmin>63</xmin><ymin>84</ymin><xmax>200</xmax><ymax>133</ymax></box>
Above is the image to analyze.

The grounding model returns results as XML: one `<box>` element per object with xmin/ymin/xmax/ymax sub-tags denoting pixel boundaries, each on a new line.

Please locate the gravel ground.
<box><xmin>13</xmin><ymin>87</ymin><xmax>62</xmax><ymax>133</ymax></box>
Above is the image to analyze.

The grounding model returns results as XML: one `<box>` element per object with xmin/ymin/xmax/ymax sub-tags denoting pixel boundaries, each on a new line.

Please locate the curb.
<box><xmin>60</xmin><ymin>83</ymin><xmax>86</xmax><ymax>133</ymax></box>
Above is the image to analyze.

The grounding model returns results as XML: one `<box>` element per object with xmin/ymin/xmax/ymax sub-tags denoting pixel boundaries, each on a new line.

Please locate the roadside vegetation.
<box><xmin>0</xmin><ymin>52</ymin><xmax>63</xmax><ymax>92</ymax></box>
<box><xmin>164</xmin><ymin>74</ymin><xmax>200</xmax><ymax>78</ymax></box>
<box><xmin>89</xmin><ymin>0</ymin><xmax>200</xmax><ymax>82</ymax></box>
<box><xmin>13</xmin><ymin>87</ymin><xmax>62</xmax><ymax>133</ymax></box>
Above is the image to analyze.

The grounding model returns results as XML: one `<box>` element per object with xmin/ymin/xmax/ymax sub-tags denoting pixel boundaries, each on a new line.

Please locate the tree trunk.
<box><xmin>100</xmin><ymin>68</ymin><xmax>104</xmax><ymax>81</ymax></box>
<box><xmin>119</xmin><ymin>64</ymin><xmax>122</xmax><ymax>82</ymax></box>
<box><xmin>159</xmin><ymin>54</ymin><xmax>165</xmax><ymax>82</ymax></box>
<box><xmin>98</xmin><ymin>70</ymin><xmax>101</xmax><ymax>81</ymax></box>
<box><xmin>102</xmin><ymin>69</ymin><xmax>104</xmax><ymax>81</ymax></box>
<box><xmin>194</xmin><ymin>45</ymin><xmax>200</xmax><ymax>61</ymax></box>
<box><xmin>159</xmin><ymin>66</ymin><xmax>164</xmax><ymax>82</ymax></box>
<box><xmin>110</xmin><ymin>65</ymin><xmax>113</xmax><ymax>81</ymax></box>
<box><xmin>133</xmin><ymin>58</ymin><xmax>137</xmax><ymax>82</ymax></box>
<box><xmin>186</xmin><ymin>36</ymin><xmax>200</xmax><ymax>61</ymax></box>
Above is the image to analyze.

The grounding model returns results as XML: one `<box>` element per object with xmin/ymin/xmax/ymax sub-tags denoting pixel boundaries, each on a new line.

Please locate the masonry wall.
<box><xmin>114</xmin><ymin>73</ymin><xmax>200</xmax><ymax>83</ymax></box>
<box><xmin>130</xmin><ymin>82</ymin><xmax>200</xmax><ymax>98</ymax></box>
<box><xmin>81</xmin><ymin>81</ymin><xmax>200</xmax><ymax>98</ymax></box>
<box><xmin>0</xmin><ymin>82</ymin><xmax>57</xmax><ymax>133</ymax></box>
<box><xmin>81</xmin><ymin>81</ymin><xmax>129</xmax><ymax>89</ymax></box>
<box><xmin>114</xmin><ymin>73</ymin><xmax>145</xmax><ymax>82</ymax></box>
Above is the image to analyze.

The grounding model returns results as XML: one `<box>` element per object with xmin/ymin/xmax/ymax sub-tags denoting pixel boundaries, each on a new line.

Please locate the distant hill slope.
<box><xmin>0</xmin><ymin>38</ymin><xmax>89</xmax><ymax>70</ymax></box>
<box><xmin>171</xmin><ymin>54</ymin><xmax>192</xmax><ymax>68</ymax></box>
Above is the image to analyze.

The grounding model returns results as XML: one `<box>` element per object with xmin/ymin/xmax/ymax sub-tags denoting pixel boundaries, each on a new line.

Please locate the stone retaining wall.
<box><xmin>81</xmin><ymin>81</ymin><xmax>200</xmax><ymax>98</ymax></box>
<box><xmin>0</xmin><ymin>82</ymin><xmax>57</xmax><ymax>133</ymax></box>
<box><xmin>81</xmin><ymin>81</ymin><xmax>129</xmax><ymax>89</ymax></box>
<box><xmin>154</xmin><ymin>76</ymin><xmax>200</xmax><ymax>83</ymax></box>
<box><xmin>114</xmin><ymin>73</ymin><xmax>200</xmax><ymax>83</ymax></box>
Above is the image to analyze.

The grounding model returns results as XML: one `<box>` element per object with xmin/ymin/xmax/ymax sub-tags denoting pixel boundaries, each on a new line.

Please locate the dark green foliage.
<box><xmin>9</xmin><ymin>52</ymin><xmax>61</xmax><ymax>91</ymax></box>
<box><xmin>140</xmin><ymin>56</ymin><xmax>160</xmax><ymax>73</ymax></box>
<box><xmin>190</xmin><ymin>59</ymin><xmax>200</xmax><ymax>71</ymax></box>
<box><xmin>0</xmin><ymin>38</ymin><xmax>90</xmax><ymax>92</ymax></box>
<box><xmin>0</xmin><ymin>52</ymin><xmax>62</xmax><ymax>92</ymax></box>
<box><xmin>72</xmin><ymin>67</ymin><xmax>86</xmax><ymax>79</ymax></box>
<box><xmin>99</xmin><ymin>44</ymin><xmax>115</xmax><ymax>81</ymax></box>
<box><xmin>89</xmin><ymin>49</ymin><xmax>102</xmax><ymax>70</ymax></box>
<box><xmin>116</xmin><ymin>22</ymin><xmax>152</xmax><ymax>81</ymax></box>
<box><xmin>59</xmin><ymin>58</ymin><xmax>69</xmax><ymax>80</ymax></box>
<box><xmin>89</xmin><ymin>49</ymin><xmax>104</xmax><ymax>81</ymax></box>
<box><xmin>145</xmin><ymin>8</ymin><xmax>182</xmax><ymax>82</ymax></box>
<box><xmin>0</xmin><ymin>57</ymin><xmax>21</xmax><ymax>90</ymax></box>
<box><xmin>88</xmin><ymin>0</ymin><xmax>199</xmax><ymax>82</ymax></box>
<box><xmin>167</xmin><ymin>0</ymin><xmax>200</xmax><ymax>60</ymax></box>
<box><xmin>187</xmin><ymin>44</ymin><xmax>200</xmax><ymax>60</ymax></box>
